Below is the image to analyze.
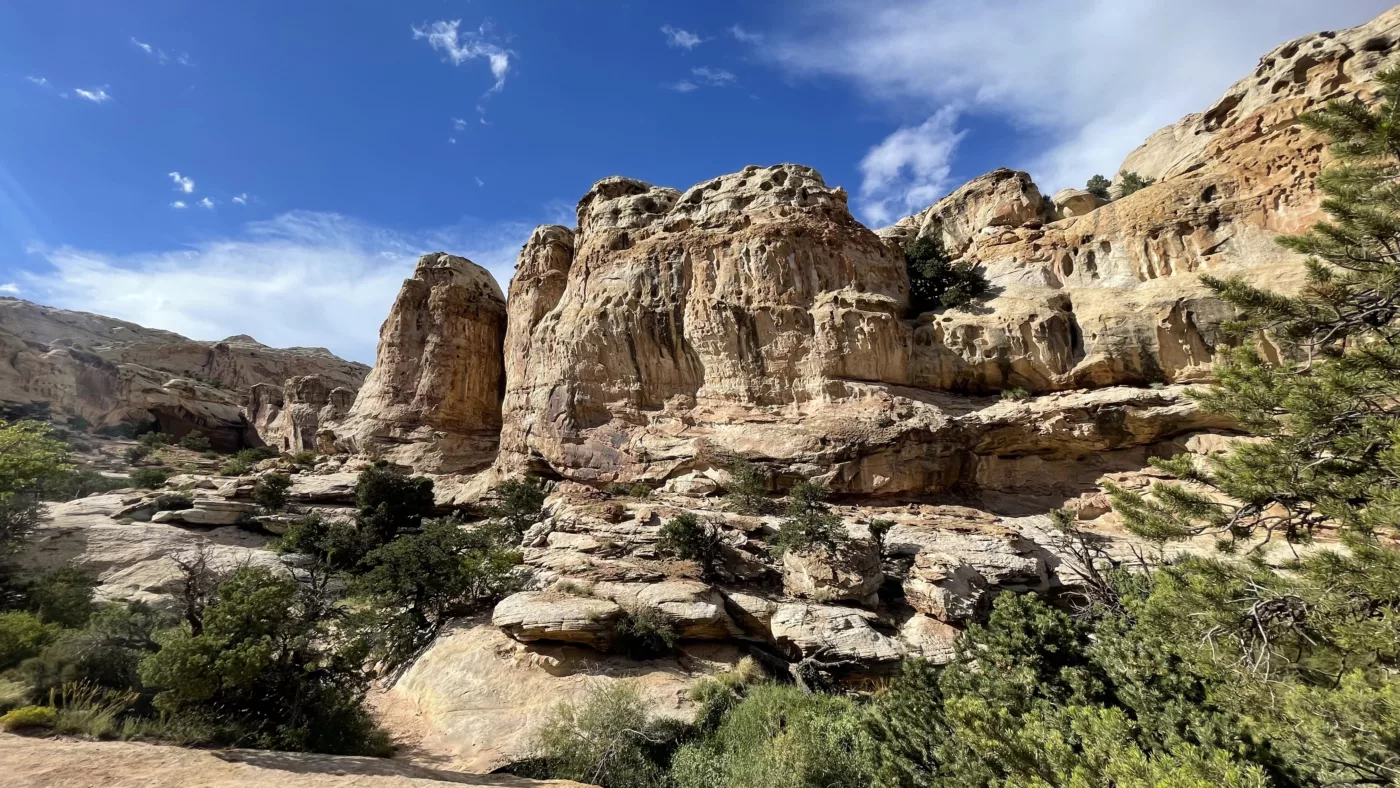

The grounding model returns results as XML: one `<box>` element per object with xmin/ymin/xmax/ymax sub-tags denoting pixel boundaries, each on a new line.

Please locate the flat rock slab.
<box><xmin>0</xmin><ymin>733</ymin><xmax>592</xmax><ymax>787</ymax></box>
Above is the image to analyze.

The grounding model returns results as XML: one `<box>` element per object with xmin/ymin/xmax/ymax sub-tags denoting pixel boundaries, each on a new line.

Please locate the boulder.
<box><xmin>492</xmin><ymin>591</ymin><xmax>624</xmax><ymax>649</ymax></box>
<box><xmin>592</xmin><ymin>581</ymin><xmax>741</xmax><ymax>640</ymax></box>
<box><xmin>897</xmin><ymin>614</ymin><xmax>960</xmax><ymax>664</ymax></box>
<box><xmin>1051</xmin><ymin>188</ymin><xmax>1106</xmax><ymax>218</ymax></box>
<box><xmin>879</xmin><ymin>168</ymin><xmax>1050</xmax><ymax>256</ymax></box>
<box><xmin>769</xmin><ymin>603</ymin><xmax>904</xmax><ymax>664</ymax></box>
<box><xmin>781</xmin><ymin>541</ymin><xmax>883</xmax><ymax>605</ymax></box>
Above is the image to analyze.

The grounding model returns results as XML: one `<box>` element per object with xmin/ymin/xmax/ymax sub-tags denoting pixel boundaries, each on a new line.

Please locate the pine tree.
<box><xmin>1110</xmin><ymin>66</ymin><xmax>1400</xmax><ymax>548</ymax></box>
<box><xmin>1085</xmin><ymin>174</ymin><xmax>1112</xmax><ymax>200</ymax></box>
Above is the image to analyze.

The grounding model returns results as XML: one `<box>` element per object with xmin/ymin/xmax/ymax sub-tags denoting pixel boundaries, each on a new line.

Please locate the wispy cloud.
<box><xmin>767</xmin><ymin>0</ymin><xmax>1395</xmax><ymax>193</ymax></box>
<box><xmin>452</xmin><ymin>117</ymin><xmax>469</xmax><ymax>131</ymax></box>
<box><xmin>0</xmin><ymin>283</ymin><xmax>19</xmax><ymax>295</ymax></box>
<box><xmin>691</xmin><ymin>67</ymin><xmax>736</xmax><ymax>86</ymax></box>
<box><xmin>170</xmin><ymin>201</ymin><xmax>187</xmax><ymax>209</ymax></box>
<box><xmin>661</xmin><ymin>25</ymin><xmax>704</xmax><ymax>49</ymax></box>
<box><xmin>475</xmin><ymin>176</ymin><xmax>485</xmax><ymax>187</ymax></box>
<box><xmin>167</xmin><ymin>172</ymin><xmax>195</xmax><ymax>194</ymax></box>
<box><xmin>73</xmin><ymin>87</ymin><xmax>113</xmax><ymax>103</ymax></box>
<box><xmin>131</xmin><ymin>36</ymin><xmax>188</xmax><ymax>66</ymax></box>
<box><xmin>21</xmin><ymin>211</ymin><xmax>546</xmax><ymax>363</ymax></box>
<box><xmin>729</xmin><ymin>25</ymin><xmax>763</xmax><ymax>44</ymax></box>
<box><xmin>857</xmin><ymin>106</ymin><xmax>966</xmax><ymax>226</ymax></box>
<box><xmin>25</xmin><ymin>76</ymin><xmax>49</xmax><ymax>88</ymax></box>
<box><xmin>669</xmin><ymin>81</ymin><xmax>699</xmax><ymax>93</ymax></box>
<box><xmin>412</xmin><ymin>19</ymin><xmax>512</xmax><ymax>93</ymax></box>
<box><xmin>232</xmin><ymin>194</ymin><xmax>248</xmax><ymax>205</ymax></box>
<box><xmin>198</xmin><ymin>197</ymin><xmax>215</xmax><ymax>210</ymax></box>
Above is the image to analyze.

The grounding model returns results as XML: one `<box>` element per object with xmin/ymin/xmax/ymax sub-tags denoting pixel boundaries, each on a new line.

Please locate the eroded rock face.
<box><xmin>879</xmin><ymin>168</ymin><xmax>1051</xmax><ymax>256</ymax></box>
<box><xmin>781</xmin><ymin>542</ymin><xmax>884</xmax><ymax>605</ymax></box>
<box><xmin>0</xmin><ymin>297</ymin><xmax>368</xmax><ymax>450</ymax></box>
<box><xmin>332</xmin><ymin>253</ymin><xmax>507</xmax><ymax>473</ymax></box>
<box><xmin>246</xmin><ymin>375</ymin><xmax>338</xmax><ymax>453</ymax></box>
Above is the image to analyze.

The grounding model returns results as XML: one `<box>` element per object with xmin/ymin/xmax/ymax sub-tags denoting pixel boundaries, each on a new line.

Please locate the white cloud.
<box><xmin>167</xmin><ymin>172</ymin><xmax>195</xmax><ymax>194</ymax></box>
<box><xmin>412</xmin><ymin>20</ymin><xmax>512</xmax><ymax>93</ymax></box>
<box><xmin>131</xmin><ymin>37</ymin><xmax>152</xmax><ymax>54</ymax></box>
<box><xmin>131</xmin><ymin>37</ymin><xmax>172</xmax><ymax>64</ymax></box>
<box><xmin>20</xmin><ymin>212</ymin><xmax>542</xmax><ymax>363</ymax></box>
<box><xmin>475</xmin><ymin>176</ymin><xmax>485</xmax><ymax>187</ymax></box>
<box><xmin>448</xmin><ymin>137</ymin><xmax>457</xmax><ymax>144</ymax></box>
<box><xmin>669</xmin><ymin>81</ymin><xmax>699</xmax><ymax>93</ymax></box>
<box><xmin>692</xmin><ymin>67</ymin><xmax>736</xmax><ymax>86</ymax></box>
<box><xmin>198</xmin><ymin>197</ymin><xmax>215</xmax><ymax>210</ymax></box>
<box><xmin>25</xmin><ymin>76</ymin><xmax>49</xmax><ymax>88</ymax></box>
<box><xmin>857</xmin><ymin>107</ymin><xmax>966</xmax><ymax>226</ymax></box>
<box><xmin>729</xmin><ymin>25</ymin><xmax>763</xmax><ymax>44</ymax></box>
<box><xmin>452</xmin><ymin>117</ymin><xmax>468</xmax><ymax>131</ymax></box>
<box><xmin>170</xmin><ymin>201</ymin><xmax>187</xmax><ymax>209</ymax></box>
<box><xmin>0</xmin><ymin>283</ymin><xmax>19</xmax><ymax>295</ymax></box>
<box><xmin>73</xmin><ymin>87</ymin><xmax>113</xmax><ymax>103</ymax></box>
<box><xmin>769</xmin><ymin>0</ymin><xmax>1396</xmax><ymax>194</ymax></box>
<box><xmin>661</xmin><ymin>25</ymin><xmax>704</xmax><ymax>49</ymax></box>
<box><xmin>232</xmin><ymin>194</ymin><xmax>248</xmax><ymax>205</ymax></box>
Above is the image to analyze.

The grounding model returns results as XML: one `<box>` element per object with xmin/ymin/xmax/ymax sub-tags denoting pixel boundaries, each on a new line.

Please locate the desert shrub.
<box><xmin>138</xmin><ymin>566</ymin><xmax>389</xmax><ymax>755</ymax></box>
<box><xmin>999</xmin><ymin>387</ymin><xmax>1032</xmax><ymax>401</ymax></box>
<box><xmin>137</xmin><ymin>432</ymin><xmax>173</xmax><ymax>449</ymax></box>
<box><xmin>769</xmin><ymin>480</ymin><xmax>846</xmax><ymax>557</ymax></box>
<box><xmin>612</xmin><ymin>608</ymin><xmax>678</xmax><ymax>661</ymax></box>
<box><xmin>20</xmin><ymin>602</ymin><xmax>166</xmax><ymax>701</ymax></box>
<box><xmin>124</xmin><ymin>444</ymin><xmax>152</xmax><ymax>464</ymax></box>
<box><xmin>276</xmin><ymin>515</ymin><xmax>370</xmax><ymax>569</ymax></box>
<box><xmin>289</xmin><ymin>450</ymin><xmax>318</xmax><ymax>467</ymax></box>
<box><xmin>671</xmin><ymin>683</ymin><xmax>866</xmax><ymax>788</ymax></box>
<box><xmin>153</xmin><ymin>492</ymin><xmax>193</xmax><ymax>512</ymax></box>
<box><xmin>0</xmin><ymin>677</ymin><xmax>27</xmax><ymax>713</ymax></box>
<box><xmin>868</xmin><ymin>518</ymin><xmax>895</xmax><ymax>553</ymax></box>
<box><xmin>27</xmin><ymin>568</ymin><xmax>96</xmax><ymax>628</ymax></box>
<box><xmin>1085</xmin><ymin>173</ymin><xmax>1112</xmax><ymax>199</ymax></box>
<box><xmin>218</xmin><ymin>458</ymin><xmax>251</xmax><ymax>477</ymax></box>
<box><xmin>605</xmin><ymin>482</ymin><xmax>652</xmax><ymax>499</ymax></box>
<box><xmin>252</xmin><ymin>472</ymin><xmax>293</xmax><ymax>511</ymax></box>
<box><xmin>1117</xmin><ymin>170</ymin><xmax>1156</xmax><ymax>197</ymax></box>
<box><xmin>0</xmin><ymin>420</ymin><xmax>72</xmax><ymax>558</ymax></box>
<box><xmin>199</xmin><ymin>450</ymin><xmax>219</xmax><ymax>460</ymax></box>
<box><xmin>0</xmin><ymin>611</ymin><xmax>57</xmax><ymax>670</ymax></box>
<box><xmin>234</xmin><ymin>446</ymin><xmax>278</xmax><ymax>464</ymax></box>
<box><xmin>0</xmin><ymin>704</ymin><xmax>55</xmax><ymax>731</ymax></box>
<box><xmin>532</xmin><ymin>681</ymin><xmax>674</xmax><ymax>788</ymax></box>
<box><xmin>65</xmin><ymin>415</ymin><xmax>91</xmax><ymax>432</ymax></box>
<box><xmin>724</xmin><ymin>460</ymin><xmax>773</xmax><ymax>514</ymax></box>
<box><xmin>51</xmin><ymin>681</ymin><xmax>140</xmax><ymax>739</ymax></box>
<box><xmin>128</xmin><ymin>467</ymin><xmax>169</xmax><ymax>490</ymax></box>
<box><xmin>486</xmin><ymin>477</ymin><xmax>546</xmax><ymax>542</ymax></box>
<box><xmin>40</xmin><ymin>468</ymin><xmax>126</xmax><ymax>502</ymax></box>
<box><xmin>657</xmin><ymin>513</ymin><xmax>723</xmax><ymax>579</ymax></box>
<box><xmin>356</xmin><ymin>465</ymin><xmax>435</xmax><ymax>544</ymax></box>
<box><xmin>352</xmin><ymin>518</ymin><xmax>522</xmax><ymax>668</ymax></box>
<box><xmin>178</xmin><ymin>432</ymin><xmax>211</xmax><ymax>451</ymax></box>
<box><xmin>904</xmin><ymin>235</ymin><xmax>991</xmax><ymax>315</ymax></box>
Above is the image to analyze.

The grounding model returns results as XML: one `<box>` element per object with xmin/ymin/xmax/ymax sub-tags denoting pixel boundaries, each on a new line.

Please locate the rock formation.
<box><xmin>329</xmin><ymin>253</ymin><xmax>507</xmax><ymax>473</ymax></box>
<box><xmin>0</xmin><ymin>297</ymin><xmax>368</xmax><ymax>450</ymax></box>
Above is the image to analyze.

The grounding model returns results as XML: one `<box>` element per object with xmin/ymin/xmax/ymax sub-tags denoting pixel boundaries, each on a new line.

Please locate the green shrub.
<box><xmin>769</xmin><ymin>480</ymin><xmax>846</xmax><ymax>557</ymax></box>
<box><xmin>0</xmin><ymin>704</ymin><xmax>56</xmax><ymax>732</ymax></box>
<box><xmin>356</xmin><ymin>465</ymin><xmax>435</xmax><ymax>544</ymax></box>
<box><xmin>40</xmin><ymin>468</ymin><xmax>126</xmax><ymax>502</ymax></box>
<box><xmin>724</xmin><ymin>460</ymin><xmax>773</xmax><ymax>515</ymax></box>
<box><xmin>128</xmin><ymin>467</ymin><xmax>169</xmax><ymax>490</ymax></box>
<box><xmin>0</xmin><ymin>677</ymin><xmax>27</xmax><ymax>713</ymax></box>
<box><xmin>124</xmin><ymin>444</ymin><xmax>152</xmax><ymax>464</ymax></box>
<box><xmin>234</xmin><ymin>446</ymin><xmax>277</xmax><ymax>464</ymax></box>
<box><xmin>20</xmin><ymin>602</ymin><xmax>167</xmax><ymax>701</ymax></box>
<box><xmin>868</xmin><ymin>518</ymin><xmax>895</xmax><ymax>553</ymax></box>
<box><xmin>199</xmin><ymin>450</ymin><xmax>220</xmax><ymax>461</ymax></box>
<box><xmin>657</xmin><ymin>513</ymin><xmax>723</xmax><ymax>579</ymax></box>
<box><xmin>605</xmin><ymin>482</ymin><xmax>652</xmax><ymax>499</ymax></box>
<box><xmin>51</xmin><ymin>681</ymin><xmax>139</xmax><ymax>739</ymax></box>
<box><xmin>1117</xmin><ymin>170</ymin><xmax>1156</xmax><ymax>197</ymax></box>
<box><xmin>532</xmin><ymin>682</ymin><xmax>673</xmax><ymax>788</ymax></box>
<box><xmin>289</xmin><ymin>450</ymin><xmax>318</xmax><ymax>467</ymax></box>
<box><xmin>65</xmin><ymin>415</ymin><xmax>91</xmax><ymax>432</ymax></box>
<box><xmin>137</xmin><ymin>432</ymin><xmax>173</xmax><ymax>449</ymax></box>
<box><xmin>1085</xmin><ymin>174</ymin><xmax>1112</xmax><ymax>200</ymax></box>
<box><xmin>671</xmin><ymin>684</ymin><xmax>865</xmax><ymax>788</ymax></box>
<box><xmin>905</xmin><ymin>235</ymin><xmax>991</xmax><ymax>315</ymax></box>
<box><xmin>218</xmin><ymin>458</ymin><xmax>251</xmax><ymax>477</ymax></box>
<box><xmin>612</xmin><ymin>608</ymin><xmax>677</xmax><ymax>661</ymax></box>
<box><xmin>252</xmin><ymin>472</ymin><xmax>293</xmax><ymax>511</ymax></box>
<box><xmin>0</xmin><ymin>611</ymin><xmax>57</xmax><ymax>670</ymax></box>
<box><xmin>1000</xmin><ymin>387</ymin><xmax>1032</xmax><ymax>401</ymax></box>
<box><xmin>178</xmin><ymin>432</ymin><xmax>211</xmax><ymax>451</ymax></box>
<box><xmin>28</xmin><ymin>567</ymin><xmax>96</xmax><ymax>628</ymax></box>
<box><xmin>486</xmin><ymin>477</ymin><xmax>546</xmax><ymax>542</ymax></box>
<box><xmin>138</xmin><ymin>566</ymin><xmax>390</xmax><ymax>755</ymax></box>
<box><xmin>154</xmin><ymin>492</ymin><xmax>193</xmax><ymax>512</ymax></box>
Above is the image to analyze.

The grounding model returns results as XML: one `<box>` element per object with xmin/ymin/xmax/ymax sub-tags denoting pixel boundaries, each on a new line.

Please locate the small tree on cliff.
<box><xmin>904</xmin><ymin>235</ymin><xmax>991</xmax><ymax>316</ymax></box>
<box><xmin>1085</xmin><ymin>174</ymin><xmax>1112</xmax><ymax>200</ymax></box>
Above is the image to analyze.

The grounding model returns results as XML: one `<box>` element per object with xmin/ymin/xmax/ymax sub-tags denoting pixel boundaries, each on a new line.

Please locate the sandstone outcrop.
<box><xmin>330</xmin><ymin>253</ymin><xmax>507</xmax><ymax>473</ymax></box>
<box><xmin>878</xmin><ymin>168</ymin><xmax>1050</xmax><ymax>255</ymax></box>
<box><xmin>246</xmin><ymin>375</ymin><xmax>354</xmax><ymax>453</ymax></box>
<box><xmin>0</xmin><ymin>298</ymin><xmax>367</xmax><ymax>450</ymax></box>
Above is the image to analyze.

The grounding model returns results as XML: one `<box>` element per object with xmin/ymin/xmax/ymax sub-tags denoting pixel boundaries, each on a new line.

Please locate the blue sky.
<box><xmin>1</xmin><ymin>0</ymin><xmax>1392</xmax><ymax>363</ymax></box>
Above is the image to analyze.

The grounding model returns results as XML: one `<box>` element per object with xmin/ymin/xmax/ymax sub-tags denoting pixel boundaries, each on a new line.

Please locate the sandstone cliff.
<box><xmin>0</xmin><ymin>298</ymin><xmax>368</xmax><ymax>451</ymax></box>
<box><xmin>328</xmin><ymin>253</ymin><xmax>507</xmax><ymax>473</ymax></box>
